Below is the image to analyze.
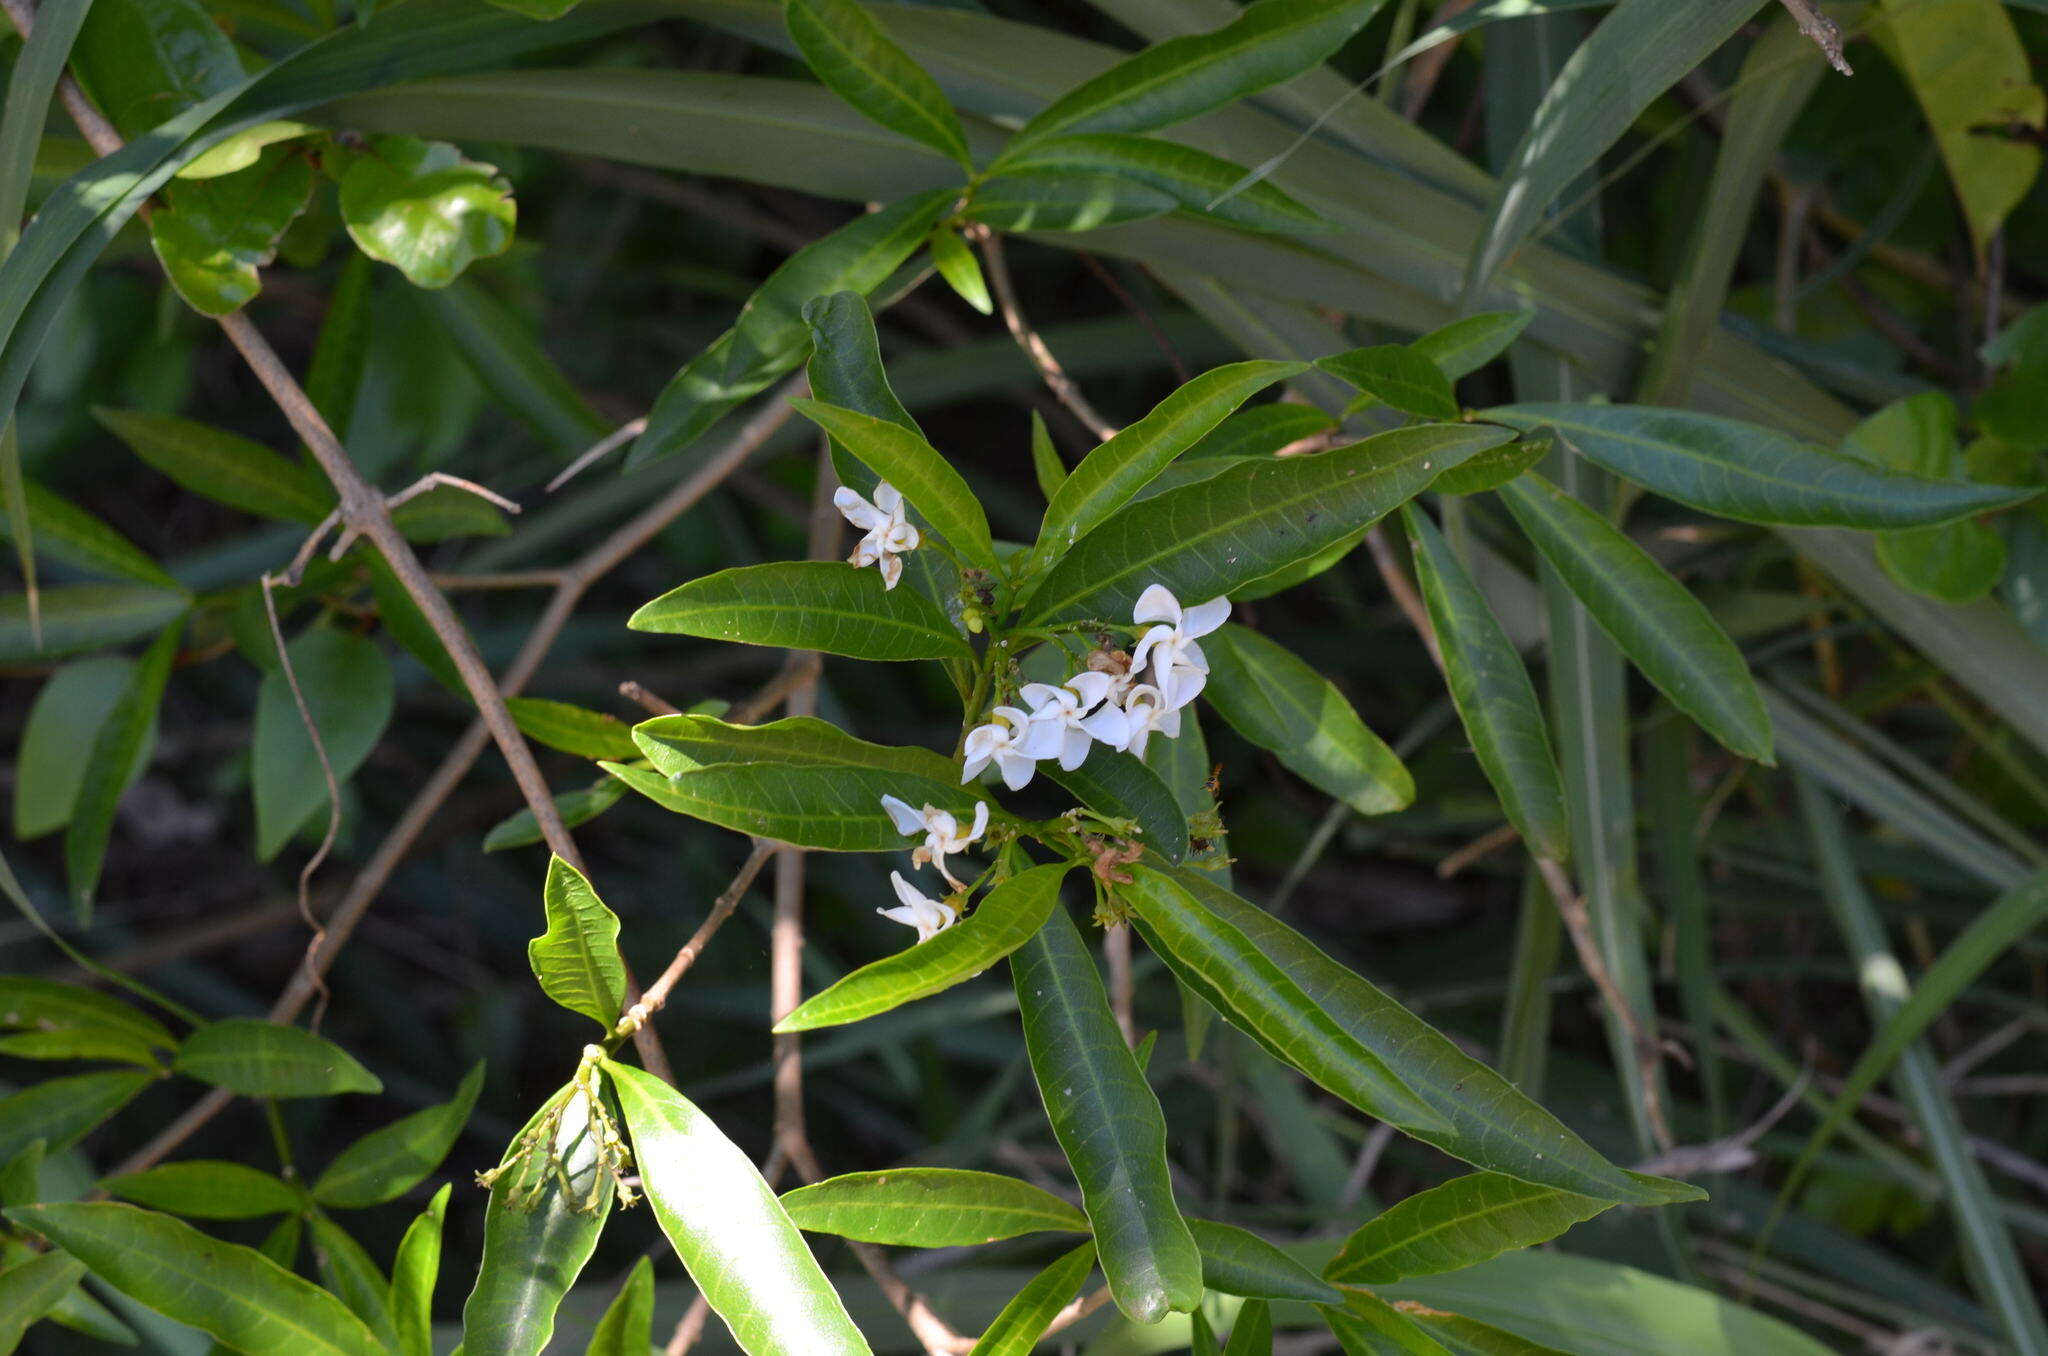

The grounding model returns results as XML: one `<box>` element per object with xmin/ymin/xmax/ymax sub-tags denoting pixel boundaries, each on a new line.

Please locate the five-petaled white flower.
<box><xmin>1116</xmin><ymin>682</ymin><xmax>1181</xmax><ymax>762</ymax></box>
<box><xmin>1130</xmin><ymin>584</ymin><xmax>1229</xmax><ymax>710</ymax></box>
<box><xmin>962</xmin><ymin>705</ymin><xmax>1049</xmax><ymax>791</ymax></box>
<box><xmin>880</xmin><ymin>795</ymin><xmax>988</xmax><ymax>889</ymax></box>
<box><xmin>877</xmin><ymin>871</ymin><xmax>957</xmax><ymax>943</ymax></box>
<box><xmin>1021</xmin><ymin>671</ymin><xmax>1127</xmax><ymax>770</ymax></box>
<box><xmin>834</xmin><ymin>481</ymin><xmax>919</xmax><ymax>590</ymax></box>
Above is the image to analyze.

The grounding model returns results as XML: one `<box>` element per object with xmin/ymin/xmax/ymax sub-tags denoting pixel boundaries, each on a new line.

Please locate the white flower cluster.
<box><xmin>834</xmin><ymin>481</ymin><xmax>918</xmax><ymax>589</ymax></box>
<box><xmin>963</xmin><ymin>583</ymin><xmax>1228</xmax><ymax>789</ymax></box>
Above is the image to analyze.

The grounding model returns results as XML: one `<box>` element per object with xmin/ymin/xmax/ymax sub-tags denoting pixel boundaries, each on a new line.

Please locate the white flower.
<box><xmin>877</xmin><ymin>871</ymin><xmax>958</xmax><ymax>944</ymax></box>
<box><xmin>1130</xmin><ymin>584</ymin><xmax>1229</xmax><ymax>710</ymax></box>
<box><xmin>962</xmin><ymin>705</ymin><xmax>1051</xmax><ymax>791</ymax></box>
<box><xmin>834</xmin><ymin>481</ymin><xmax>920</xmax><ymax>589</ymax></box>
<box><xmin>880</xmin><ymin>795</ymin><xmax>988</xmax><ymax>889</ymax></box>
<box><xmin>1116</xmin><ymin>682</ymin><xmax>1181</xmax><ymax>762</ymax></box>
<box><xmin>1021</xmin><ymin>671</ymin><xmax>1127</xmax><ymax>770</ymax></box>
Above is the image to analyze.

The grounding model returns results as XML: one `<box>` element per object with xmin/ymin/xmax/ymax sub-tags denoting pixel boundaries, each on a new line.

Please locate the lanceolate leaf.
<box><xmin>966</xmin><ymin>169</ymin><xmax>1178</xmax><ymax>231</ymax></box>
<box><xmin>1402</xmin><ymin>505</ymin><xmax>1569</xmax><ymax>861</ymax></box>
<box><xmin>94</xmin><ymin>408</ymin><xmax>333</xmax><ymax>523</ymax></box>
<box><xmin>528</xmin><ymin>856</ymin><xmax>628</xmax><ymax>1031</ymax></box>
<box><xmin>0</xmin><ymin>481</ymin><xmax>180</xmax><ymax>587</ymax></box>
<box><xmin>607</xmin><ymin>759</ymin><xmax>971</xmax><ymax>851</ymax></box>
<box><xmin>780</xmin><ymin>1167</ymin><xmax>1088</xmax><ymax>1245</ymax></box>
<box><xmin>1496</xmin><ymin>473</ymin><xmax>1773</xmax><ymax>764</ymax></box>
<box><xmin>1189</xmin><ymin>1218</ymin><xmax>1342</xmax><ymax>1303</ymax></box>
<box><xmin>1223</xmin><ymin>1298</ymin><xmax>1272</xmax><ymax>1356</ymax></box>
<box><xmin>1411</xmin><ymin>312</ymin><xmax>1534</xmax><ymax>380</ymax></box>
<box><xmin>313</xmin><ymin>1060</ymin><xmax>485</xmax><ymax>1209</ymax></box>
<box><xmin>15</xmin><ymin>659</ymin><xmax>157</xmax><ymax>841</ymax></box>
<box><xmin>967</xmin><ymin>1241</ymin><xmax>1096</xmax><ymax>1356</ymax></box>
<box><xmin>995</xmin><ymin>135</ymin><xmax>1322</xmax><ymax>233</ymax></box>
<box><xmin>606</xmin><ymin>1060</ymin><xmax>871</xmax><ymax>1355</ymax></box>
<box><xmin>1127</xmin><ymin>867</ymin><xmax>1700</xmax><ymax>1207</ymax></box>
<box><xmin>778</xmin><ymin>864</ymin><xmax>1069</xmax><ymax>1031</ymax></box>
<box><xmin>1325</xmin><ymin>1172</ymin><xmax>1612</xmax><ymax>1285</ymax></box>
<box><xmin>1203</xmin><ymin>624</ymin><xmax>1412</xmax><ymax>815</ymax></box>
<box><xmin>0</xmin><ymin>585</ymin><xmax>188</xmax><ymax>665</ymax></box>
<box><xmin>309</xmin><ymin>1212</ymin><xmax>401</xmax><ymax>1351</ymax></box>
<box><xmin>100</xmin><ymin>1161</ymin><xmax>300</xmax><ymax>1220</ymax></box>
<box><xmin>1486</xmin><ymin>403</ymin><xmax>2037</xmax><ymax>528</ymax></box>
<box><xmin>1044</xmin><ymin>751</ymin><xmax>1191</xmax><ymax>863</ymax></box>
<box><xmin>586</xmin><ymin>1254</ymin><xmax>656</xmax><ymax>1356</ymax></box>
<box><xmin>792</xmin><ymin>399</ymin><xmax>998</xmax><ymax>569</ymax></box>
<box><xmin>4</xmin><ymin>1202</ymin><xmax>383</xmax><ymax>1356</ymax></box>
<box><xmin>785</xmin><ymin>0</ymin><xmax>972</xmax><ymax>168</ymax></box>
<box><xmin>0</xmin><ymin>1250</ymin><xmax>86</xmax><ymax>1352</ymax></box>
<box><xmin>0</xmin><ymin>1071</ymin><xmax>152</xmax><ymax>1167</ymax></box>
<box><xmin>630</xmin><ymin>561</ymin><xmax>972</xmax><ymax>661</ymax></box>
<box><xmin>631</xmin><ymin>713</ymin><xmax>961</xmax><ymax>784</ymax></box>
<box><xmin>65</xmin><ymin>623</ymin><xmax>177</xmax><ymax>915</ymax></box>
<box><xmin>503</xmin><ymin>698</ymin><xmax>640</xmax><ymax>763</ymax></box>
<box><xmin>1012</xmin><ymin>904</ymin><xmax>1201</xmax><ymax>1324</ymax></box>
<box><xmin>251</xmin><ymin>627</ymin><xmax>396</xmax><ymax>860</ymax></box>
<box><xmin>1317</xmin><ymin>345</ymin><xmax>1458</xmax><ymax>420</ymax></box>
<box><xmin>172</xmin><ymin>1018</ymin><xmax>382</xmax><ymax>1099</ymax></box>
<box><xmin>389</xmin><ymin>1184</ymin><xmax>449</xmax><ymax>1356</ymax></box>
<box><xmin>0</xmin><ymin>976</ymin><xmax>173</xmax><ymax>1049</ymax></box>
<box><xmin>1022</xmin><ymin>423</ymin><xmax>1511</xmax><ymax>624</ymax></box>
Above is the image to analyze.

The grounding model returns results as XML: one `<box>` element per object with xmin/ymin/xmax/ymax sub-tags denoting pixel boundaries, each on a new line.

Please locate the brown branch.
<box><xmin>978</xmin><ymin>229</ymin><xmax>1118</xmax><ymax>443</ymax></box>
<box><xmin>1776</xmin><ymin>0</ymin><xmax>1853</xmax><ymax>76</ymax></box>
<box><xmin>1104</xmin><ymin>924</ymin><xmax>1137</xmax><ymax>1046</ymax></box>
<box><xmin>1363</xmin><ymin>525</ymin><xmax>1441</xmax><ymax>669</ymax></box>
<box><xmin>618</xmin><ymin>680</ymin><xmax>682</xmax><ymax>717</ymax></box>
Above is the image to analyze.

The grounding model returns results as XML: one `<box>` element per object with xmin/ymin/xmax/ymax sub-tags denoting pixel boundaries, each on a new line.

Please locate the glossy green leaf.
<box><xmin>929</xmin><ymin>224</ymin><xmax>992</xmax><ymax>314</ymax></box>
<box><xmin>389</xmin><ymin>1183</ymin><xmax>449</xmax><ymax>1356</ymax></box>
<box><xmin>1204</xmin><ymin>625</ymin><xmax>1411</xmax><ymax>814</ymax></box>
<box><xmin>339</xmin><ymin>135</ymin><xmax>514</xmax><ymax>288</ymax></box>
<box><xmin>585</xmin><ymin>1254</ymin><xmax>655</xmax><ymax>1356</ymax></box>
<box><xmin>313</xmin><ymin>1060</ymin><xmax>485</xmax><ymax>1209</ymax></box>
<box><xmin>0</xmin><ymin>976</ymin><xmax>173</xmax><ymax>1050</ymax></box>
<box><xmin>1402</xmin><ymin>505</ymin><xmax>1568</xmax><ymax>861</ymax></box>
<box><xmin>792</xmin><ymin>398</ymin><xmax>998</xmax><ymax>569</ymax></box>
<box><xmin>0</xmin><ymin>1250</ymin><xmax>86</xmax><ymax>1353</ymax></box>
<box><xmin>529</xmin><ymin>856</ymin><xmax>627</xmax><ymax>1031</ymax></box>
<box><xmin>1013</xmin><ymin>904</ymin><xmax>1201</xmax><ymax>1324</ymax></box>
<box><xmin>1192</xmin><ymin>1309</ymin><xmax>1225</xmax><ymax>1356</ymax></box>
<box><xmin>997</xmin><ymin>134</ymin><xmax>1322</xmax><ymax>233</ymax></box>
<box><xmin>1325</xmin><ymin>1287</ymin><xmax>1451</xmax><ymax>1355</ymax></box>
<box><xmin>252</xmin><ymin>626</ymin><xmax>395</xmax><ymax>860</ymax></box>
<box><xmin>965</xmin><ymin>170</ymin><xmax>1177</xmax><ymax>231</ymax></box>
<box><xmin>1839</xmin><ymin>393</ymin><xmax>2012</xmax><ymax>602</ymax></box>
<box><xmin>607</xmin><ymin>758</ymin><xmax>957</xmax><ymax>851</ymax></box>
<box><xmin>1224</xmin><ymin>1298</ymin><xmax>1272</xmax><ymax>1356</ymax></box>
<box><xmin>630</xmin><ymin>561</ymin><xmax>972</xmax><ymax>661</ymax></box>
<box><xmin>1125</xmin><ymin>867</ymin><xmax>1699</xmax><ymax>1207</ymax></box>
<box><xmin>1428</xmin><ymin>433</ymin><xmax>1549</xmax><ymax>497</ymax></box>
<box><xmin>1188</xmin><ymin>1217</ymin><xmax>1340</xmax><ymax>1303</ymax></box>
<box><xmin>1407</xmin><ymin>1312</ymin><xmax>1573</xmax><ymax>1355</ymax></box>
<box><xmin>1326</xmin><ymin>1172</ymin><xmax>1611</xmax><ymax>1285</ymax></box>
<box><xmin>503</xmin><ymin>698</ymin><xmax>640</xmax><ymax>762</ymax></box>
<box><xmin>483</xmin><ymin>778</ymin><xmax>627</xmax><ymax>853</ymax></box>
<box><xmin>1022</xmin><ymin>423</ymin><xmax>1510</xmax><ymax>624</ymax></box>
<box><xmin>631</xmin><ymin>713</ymin><xmax>960</xmax><ymax>784</ymax></box>
<box><xmin>100</xmin><ymin>1161</ymin><xmax>299</xmax><ymax>1220</ymax></box>
<box><xmin>1032</xmin><ymin>411</ymin><xmax>1068</xmax><ymax>498</ymax></box>
<box><xmin>149</xmin><ymin>145</ymin><xmax>314</xmax><ymax>315</ymax></box>
<box><xmin>1496</xmin><ymin>473</ymin><xmax>1772</xmax><ymax>764</ymax></box>
<box><xmin>95</xmin><ymin>408</ymin><xmax>332</xmax><ymax>523</ymax></box>
<box><xmin>606</xmin><ymin>1059</ymin><xmax>871</xmax><ymax>1355</ymax></box>
<box><xmin>785</xmin><ymin>0</ymin><xmax>972</xmax><ymax>167</ymax></box>
<box><xmin>0</xmin><ymin>1071</ymin><xmax>149</xmax><ymax>1170</ymax></box>
<box><xmin>1031</xmin><ymin>360</ymin><xmax>1303</xmax><ymax>576</ymax></box>
<box><xmin>1317</xmin><ymin>345</ymin><xmax>1457</xmax><ymax>420</ymax></box>
<box><xmin>1486</xmin><ymin>403</ymin><xmax>2037</xmax><ymax>529</ymax></box>
<box><xmin>1411</xmin><ymin>312</ymin><xmax>1533</xmax><ymax>380</ymax></box>
<box><xmin>172</xmin><ymin>1018</ymin><xmax>381</xmax><ymax>1098</ymax></box>
<box><xmin>1186</xmin><ymin>402</ymin><xmax>1334</xmax><ymax>459</ymax></box>
<box><xmin>69</xmin><ymin>0</ymin><xmax>242</xmax><ymax>139</ymax></box>
<box><xmin>0</xmin><ymin>585</ymin><xmax>187</xmax><ymax>665</ymax></box>
<box><xmin>780</xmin><ymin>1167</ymin><xmax>1088</xmax><ymax>1244</ymax></box>
<box><xmin>5</xmin><ymin>1202</ymin><xmax>382</xmax><ymax>1356</ymax></box>
<box><xmin>630</xmin><ymin>189</ymin><xmax>951</xmax><ymax>467</ymax></box>
<box><xmin>1010</xmin><ymin>0</ymin><xmax>1387</xmax><ymax>146</ymax></box>
<box><xmin>309</xmin><ymin>1212</ymin><xmax>400</xmax><ymax>1352</ymax></box>
<box><xmin>178</xmin><ymin>120</ymin><xmax>318</xmax><ymax>181</ymax></box>
<box><xmin>778</xmin><ymin>864</ymin><xmax>1068</xmax><ymax>1032</ymax></box>
<box><xmin>65</xmin><ymin>623</ymin><xmax>177</xmax><ymax>915</ymax></box>
<box><xmin>0</xmin><ymin>480</ymin><xmax>180</xmax><ymax>587</ymax></box>
<box><xmin>0</xmin><ymin>1026</ymin><xmax>163</xmax><ymax>1066</ymax></box>
<box><xmin>967</xmin><ymin>1241</ymin><xmax>1096</xmax><ymax>1356</ymax></box>
<box><xmin>1044</xmin><ymin>751</ymin><xmax>1191</xmax><ymax>863</ymax></box>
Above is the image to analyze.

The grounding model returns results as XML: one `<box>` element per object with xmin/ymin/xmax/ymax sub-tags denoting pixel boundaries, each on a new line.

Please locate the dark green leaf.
<box><xmin>630</xmin><ymin>561</ymin><xmax>972</xmax><ymax>662</ymax></box>
<box><xmin>1045</xmin><ymin>750</ymin><xmax>1191</xmax><ymax>864</ymax></box>
<box><xmin>0</xmin><ymin>1072</ymin><xmax>151</xmax><ymax>1168</ymax></box>
<box><xmin>0</xmin><ymin>586</ymin><xmax>187</xmax><ymax>665</ymax></box>
<box><xmin>966</xmin><ymin>1241</ymin><xmax>1096</xmax><ymax>1356</ymax></box>
<box><xmin>312</xmin><ymin>1061</ymin><xmax>485</xmax><ymax>1209</ymax></box>
<box><xmin>483</xmin><ymin>779</ymin><xmax>627</xmax><ymax>853</ymax></box>
<box><xmin>1411</xmin><ymin>312</ymin><xmax>1534</xmax><ymax>380</ymax></box>
<box><xmin>16</xmin><ymin>658</ymin><xmax>156</xmax><ymax>841</ymax></box>
<box><xmin>65</xmin><ymin>623</ymin><xmax>177</xmax><ymax>915</ymax></box>
<box><xmin>172</xmin><ymin>1018</ymin><xmax>381</xmax><ymax>1098</ymax></box>
<box><xmin>780</xmin><ymin>1167</ymin><xmax>1088</xmax><ymax>1245</ymax></box>
<box><xmin>252</xmin><ymin>626</ymin><xmax>395</xmax><ymax>860</ymax></box>
<box><xmin>504</xmin><ymin>698</ymin><xmax>640</xmax><ymax>762</ymax></box>
<box><xmin>631</xmin><ymin>713</ymin><xmax>960</xmax><ymax>784</ymax></box>
<box><xmin>1186</xmin><ymin>403</ymin><xmax>1334</xmax><ymax>460</ymax></box>
<box><xmin>0</xmin><ymin>976</ymin><xmax>173</xmax><ymax>1050</ymax></box>
<box><xmin>95</xmin><ymin>408</ymin><xmax>333</xmax><ymax>523</ymax></box>
<box><xmin>0</xmin><ymin>480</ymin><xmax>181</xmax><ymax>587</ymax></box>
<box><xmin>1427</xmin><ymin>433</ymin><xmax>1549</xmax><ymax>497</ymax></box>
<box><xmin>529</xmin><ymin>856</ymin><xmax>627</xmax><ymax>1031</ymax></box>
<box><xmin>1189</xmin><ymin>1217</ymin><xmax>1341</xmax><ymax>1303</ymax></box>
<box><xmin>785</xmin><ymin>0</ymin><xmax>972</xmax><ymax>167</ymax></box>
<box><xmin>1224</xmin><ymin>1298</ymin><xmax>1272</xmax><ymax>1356</ymax></box>
<box><xmin>338</xmin><ymin>135</ymin><xmax>514</xmax><ymax>288</ymax></box>
<box><xmin>69</xmin><ymin>0</ymin><xmax>242</xmax><ymax>139</ymax></box>
<box><xmin>1326</xmin><ymin>1172</ymin><xmax>1612</xmax><ymax>1284</ymax></box>
<box><xmin>149</xmin><ymin>145</ymin><xmax>313</xmax><ymax>315</ymax></box>
<box><xmin>792</xmin><ymin>398</ymin><xmax>998</xmax><ymax>569</ymax></box>
<box><xmin>997</xmin><ymin>134</ymin><xmax>1323</xmax><ymax>233</ymax></box>
<box><xmin>1317</xmin><ymin>345</ymin><xmax>1458</xmax><ymax>420</ymax></box>
<box><xmin>100</xmin><ymin>1161</ymin><xmax>299</xmax><ymax>1220</ymax></box>
<box><xmin>964</xmin><ymin>170</ymin><xmax>1177</xmax><ymax>231</ymax></box>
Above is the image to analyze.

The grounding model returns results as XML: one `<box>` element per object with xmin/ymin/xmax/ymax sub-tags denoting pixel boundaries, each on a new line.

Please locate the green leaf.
<box><xmin>996</xmin><ymin>134</ymin><xmax>1323</xmax><ymax>233</ymax></box>
<box><xmin>0</xmin><ymin>1249</ymin><xmax>87</xmax><ymax>1353</ymax></box>
<box><xmin>780</xmin><ymin>1167</ymin><xmax>1088</xmax><ymax>1244</ymax></box>
<box><xmin>503</xmin><ymin>698</ymin><xmax>639</xmax><ymax>762</ymax></box>
<box><xmin>172</xmin><ymin>1018</ymin><xmax>381</xmax><ymax>1098</ymax></box>
<box><xmin>929</xmin><ymin>224</ymin><xmax>992</xmax><ymax>314</ymax></box>
<box><xmin>585</xmin><ymin>1254</ymin><xmax>655</xmax><ymax>1356</ymax></box>
<box><xmin>313</xmin><ymin>1060</ymin><xmax>485</xmax><ymax>1209</ymax></box>
<box><xmin>1838</xmin><ymin>393</ymin><xmax>2012</xmax><ymax>602</ymax></box>
<box><xmin>778</xmin><ymin>864</ymin><xmax>1069</xmax><ymax>1032</ymax></box>
<box><xmin>389</xmin><ymin>1183</ymin><xmax>449</xmax><ymax>1356</ymax></box>
<box><xmin>0</xmin><ymin>1072</ymin><xmax>151</xmax><ymax>1168</ymax></box>
<box><xmin>4</xmin><ymin>1202</ymin><xmax>382</xmax><ymax>1356</ymax></box>
<box><xmin>1125</xmin><ymin>867</ymin><xmax>1699</xmax><ymax>1207</ymax></box>
<box><xmin>792</xmin><ymin>398</ymin><xmax>998</xmax><ymax>569</ymax></box>
<box><xmin>100</xmin><ymin>1161</ymin><xmax>299</xmax><ymax>1220</ymax></box>
<box><xmin>1012</xmin><ymin>904</ymin><xmax>1201</xmax><ymax>1324</ymax></box>
<box><xmin>1188</xmin><ymin>1218</ymin><xmax>1341</xmax><ymax>1303</ymax></box>
<box><xmin>1411</xmin><ymin>312</ymin><xmax>1533</xmax><ymax>380</ymax></box>
<box><xmin>483</xmin><ymin>778</ymin><xmax>628</xmax><ymax>853</ymax></box>
<box><xmin>1032</xmin><ymin>360</ymin><xmax>1303</xmax><ymax>576</ymax></box>
<box><xmin>1032</xmin><ymin>411</ymin><xmax>1067</xmax><ymax>500</ymax></box>
<box><xmin>1874</xmin><ymin>0</ymin><xmax>2043</xmax><ymax>252</ymax></box>
<box><xmin>1485</xmin><ymin>403</ymin><xmax>2037</xmax><ymax>529</ymax></box>
<box><xmin>1224</xmin><ymin>1298</ymin><xmax>1272</xmax><ymax>1356</ymax></box>
<box><xmin>1022</xmin><ymin>423</ymin><xmax>1511</xmax><ymax>624</ymax></box>
<box><xmin>94</xmin><ymin>408</ymin><xmax>333</xmax><ymax>523</ymax></box>
<box><xmin>630</xmin><ymin>189</ymin><xmax>951</xmax><ymax>468</ymax></box>
<box><xmin>529</xmin><ymin>857</ymin><xmax>627</xmax><ymax>1031</ymax></box>
<box><xmin>631</xmin><ymin>713</ymin><xmax>961</xmax><ymax>784</ymax></box>
<box><xmin>0</xmin><ymin>976</ymin><xmax>173</xmax><ymax>1050</ymax></box>
<box><xmin>177</xmin><ymin>120</ymin><xmax>318</xmax><ymax>180</ymax></box>
<box><xmin>965</xmin><ymin>170</ymin><xmax>1178</xmax><ymax>231</ymax></box>
<box><xmin>1402</xmin><ymin>505</ymin><xmax>1569</xmax><ymax>861</ymax></box>
<box><xmin>1428</xmin><ymin>434</ymin><xmax>1549</xmax><ymax>497</ymax></box>
<box><xmin>486</xmin><ymin>0</ymin><xmax>583</xmax><ymax>15</ymax></box>
<box><xmin>252</xmin><ymin>626</ymin><xmax>396</xmax><ymax>860</ymax></box>
<box><xmin>1326</xmin><ymin>1172</ymin><xmax>1612</xmax><ymax>1285</ymax></box>
<box><xmin>338</xmin><ymin>135</ymin><xmax>514</xmax><ymax>288</ymax></box>
<box><xmin>1496</xmin><ymin>473</ymin><xmax>1772</xmax><ymax>764</ymax></box>
<box><xmin>605</xmin><ymin>1059</ymin><xmax>871</xmax><ymax>1355</ymax></box>
<box><xmin>1187</xmin><ymin>403</ymin><xmax>1334</xmax><ymax>459</ymax></box>
<box><xmin>1317</xmin><ymin>345</ymin><xmax>1458</xmax><ymax>420</ymax></box>
<box><xmin>0</xmin><ymin>480</ymin><xmax>180</xmax><ymax>587</ymax></box>
<box><xmin>1405</xmin><ymin>1312</ymin><xmax>1572</xmax><ymax>1355</ymax></box>
<box><xmin>630</xmin><ymin>561</ymin><xmax>972</xmax><ymax>662</ymax></box>
<box><xmin>785</xmin><ymin>0</ymin><xmax>972</xmax><ymax>168</ymax></box>
<box><xmin>1044</xmin><ymin>751</ymin><xmax>1191</xmax><ymax>864</ymax></box>
<box><xmin>1325</xmin><ymin>1287</ymin><xmax>1453</xmax><ymax>1355</ymax></box>
<box><xmin>1010</xmin><ymin>0</ymin><xmax>1387</xmax><ymax>146</ymax></box>
<box><xmin>0</xmin><ymin>585</ymin><xmax>187</xmax><ymax>664</ymax></box>
<box><xmin>388</xmin><ymin>483</ymin><xmax>512</xmax><ymax>542</ymax></box>
<box><xmin>1204</xmin><ymin>624</ymin><xmax>1412</xmax><ymax>814</ymax></box>
<box><xmin>309</xmin><ymin>1212</ymin><xmax>400</xmax><ymax>1352</ymax></box>
<box><xmin>15</xmin><ymin>661</ymin><xmax>157</xmax><ymax>842</ymax></box>
<box><xmin>459</xmin><ymin>1084</ymin><xmax>614</xmax><ymax>1356</ymax></box>
<box><xmin>967</xmin><ymin>1241</ymin><xmax>1096</xmax><ymax>1356</ymax></box>
<box><xmin>69</xmin><ymin>0</ymin><xmax>243</xmax><ymax>140</ymax></box>
<box><xmin>148</xmin><ymin>145</ymin><xmax>314</xmax><ymax>315</ymax></box>
<box><xmin>0</xmin><ymin>0</ymin><xmax>94</xmax><ymax>257</ymax></box>
<box><xmin>65</xmin><ymin>623</ymin><xmax>177</xmax><ymax>915</ymax></box>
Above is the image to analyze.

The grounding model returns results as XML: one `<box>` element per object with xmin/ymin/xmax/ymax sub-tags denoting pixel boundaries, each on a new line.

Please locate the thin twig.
<box><xmin>978</xmin><ymin>229</ymin><xmax>1118</xmax><ymax>442</ymax></box>
<box><xmin>259</xmin><ymin>574</ymin><xmax>341</xmax><ymax>1031</ymax></box>
<box><xmin>619</xmin><ymin>680</ymin><xmax>683</xmax><ymax>717</ymax></box>
<box><xmin>1363</xmin><ymin>526</ymin><xmax>1441</xmax><ymax>668</ymax></box>
<box><xmin>1776</xmin><ymin>0</ymin><xmax>1854</xmax><ymax>75</ymax></box>
<box><xmin>547</xmin><ymin>416</ymin><xmax>648</xmax><ymax>493</ymax></box>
